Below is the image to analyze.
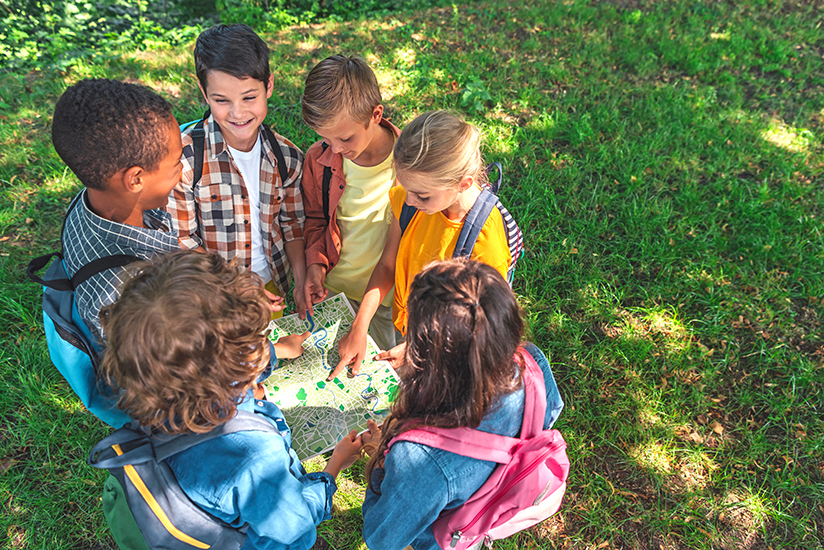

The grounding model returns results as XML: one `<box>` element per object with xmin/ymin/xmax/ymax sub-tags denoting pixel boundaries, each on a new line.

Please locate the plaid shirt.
<box><xmin>167</xmin><ymin>116</ymin><xmax>305</xmax><ymax>295</ymax></box>
<box><xmin>63</xmin><ymin>190</ymin><xmax>179</xmax><ymax>344</ymax></box>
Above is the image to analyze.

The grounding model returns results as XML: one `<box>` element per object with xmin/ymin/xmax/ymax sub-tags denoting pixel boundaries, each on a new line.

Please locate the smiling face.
<box><xmin>137</xmin><ymin>120</ymin><xmax>184</xmax><ymax>211</ymax></box>
<box><xmin>200</xmin><ymin>70</ymin><xmax>273</xmax><ymax>152</ymax></box>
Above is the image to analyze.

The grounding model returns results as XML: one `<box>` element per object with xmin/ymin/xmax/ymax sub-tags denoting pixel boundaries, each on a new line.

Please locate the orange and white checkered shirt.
<box><xmin>167</xmin><ymin>116</ymin><xmax>304</xmax><ymax>295</ymax></box>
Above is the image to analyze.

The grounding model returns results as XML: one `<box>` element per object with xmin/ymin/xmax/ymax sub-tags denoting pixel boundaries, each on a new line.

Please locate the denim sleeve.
<box><xmin>221</xmin><ymin>445</ymin><xmax>337</xmax><ymax>549</ymax></box>
<box><xmin>362</xmin><ymin>442</ymin><xmax>450</xmax><ymax>550</ymax></box>
<box><xmin>522</xmin><ymin>342</ymin><xmax>564</xmax><ymax>429</ymax></box>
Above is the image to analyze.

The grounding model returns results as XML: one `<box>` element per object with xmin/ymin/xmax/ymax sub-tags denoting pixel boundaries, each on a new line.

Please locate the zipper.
<box><xmin>451</xmin><ymin>440</ymin><xmax>564</xmax><ymax>540</ymax></box>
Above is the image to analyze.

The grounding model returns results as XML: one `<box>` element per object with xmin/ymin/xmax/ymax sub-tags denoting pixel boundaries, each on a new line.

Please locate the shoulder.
<box><xmin>268</xmin><ymin>129</ymin><xmax>304</xmax><ymax>161</ymax></box>
<box><xmin>389</xmin><ymin>186</ymin><xmax>407</xmax><ymax>211</ymax></box>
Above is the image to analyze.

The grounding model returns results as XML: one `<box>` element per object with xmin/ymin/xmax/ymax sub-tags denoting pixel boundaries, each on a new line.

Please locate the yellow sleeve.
<box><xmin>389</xmin><ymin>186</ymin><xmax>407</xmax><ymax>221</ymax></box>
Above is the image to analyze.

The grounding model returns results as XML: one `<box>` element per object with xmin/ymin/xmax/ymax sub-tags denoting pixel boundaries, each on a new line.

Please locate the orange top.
<box><xmin>390</xmin><ymin>186</ymin><xmax>512</xmax><ymax>333</ymax></box>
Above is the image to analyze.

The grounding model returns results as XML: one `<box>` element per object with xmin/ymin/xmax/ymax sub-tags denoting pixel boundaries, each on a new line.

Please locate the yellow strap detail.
<box><xmin>111</xmin><ymin>444</ymin><xmax>211</xmax><ymax>549</ymax></box>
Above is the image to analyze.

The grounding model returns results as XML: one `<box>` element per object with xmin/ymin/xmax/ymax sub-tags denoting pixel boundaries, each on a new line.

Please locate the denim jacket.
<box><xmin>362</xmin><ymin>343</ymin><xmax>564</xmax><ymax>550</ymax></box>
<box><xmin>166</xmin><ymin>394</ymin><xmax>336</xmax><ymax>550</ymax></box>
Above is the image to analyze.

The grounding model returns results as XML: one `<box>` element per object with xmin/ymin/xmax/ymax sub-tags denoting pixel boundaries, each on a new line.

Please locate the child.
<box><xmin>99</xmin><ymin>250</ymin><xmax>363</xmax><ymax>549</ymax></box>
<box><xmin>333</xmin><ymin>110</ymin><xmax>522</xmax><ymax>379</ymax></box>
<box><xmin>300</xmin><ymin>54</ymin><xmax>400</xmax><ymax>350</ymax></box>
<box><xmin>167</xmin><ymin>24</ymin><xmax>307</xmax><ymax>316</ymax></box>
<box><xmin>359</xmin><ymin>258</ymin><xmax>564</xmax><ymax>550</ymax></box>
<box><xmin>52</xmin><ymin>78</ymin><xmax>182</xmax><ymax>345</ymax></box>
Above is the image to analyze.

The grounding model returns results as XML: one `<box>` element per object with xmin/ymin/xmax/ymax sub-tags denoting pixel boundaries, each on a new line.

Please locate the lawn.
<box><xmin>1</xmin><ymin>0</ymin><xmax>822</xmax><ymax>548</ymax></box>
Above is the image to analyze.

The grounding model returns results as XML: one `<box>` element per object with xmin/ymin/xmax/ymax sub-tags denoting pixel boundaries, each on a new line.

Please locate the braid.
<box><xmin>366</xmin><ymin>258</ymin><xmax>524</xmax><ymax>491</ymax></box>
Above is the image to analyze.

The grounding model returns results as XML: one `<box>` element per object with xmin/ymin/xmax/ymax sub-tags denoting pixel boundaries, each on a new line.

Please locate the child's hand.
<box><xmin>323</xmin><ymin>429</ymin><xmax>363</xmax><ymax>477</ymax></box>
<box><xmin>274</xmin><ymin>332</ymin><xmax>310</xmax><ymax>360</ymax></box>
<box><xmin>375</xmin><ymin>342</ymin><xmax>406</xmax><ymax>369</ymax></box>
<box><xmin>293</xmin><ymin>285</ymin><xmax>308</xmax><ymax>320</ymax></box>
<box><xmin>303</xmin><ymin>264</ymin><xmax>329</xmax><ymax>317</ymax></box>
<box><xmin>331</xmin><ymin>329</ymin><xmax>367</xmax><ymax>380</ymax></box>
<box><xmin>264</xmin><ymin>289</ymin><xmax>287</xmax><ymax>313</ymax></box>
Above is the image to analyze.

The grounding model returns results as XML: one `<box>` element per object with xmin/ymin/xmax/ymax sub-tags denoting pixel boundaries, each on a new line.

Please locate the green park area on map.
<box><xmin>262</xmin><ymin>293</ymin><xmax>399</xmax><ymax>460</ymax></box>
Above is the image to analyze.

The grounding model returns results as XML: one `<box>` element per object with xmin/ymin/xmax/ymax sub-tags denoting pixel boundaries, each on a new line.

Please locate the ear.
<box><xmin>370</xmin><ymin>104</ymin><xmax>384</xmax><ymax>125</ymax></box>
<box><xmin>457</xmin><ymin>175</ymin><xmax>474</xmax><ymax>192</ymax></box>
<box><xmin>121</xmin><ymin>166</ymin><xmax>145</xmax><ymax>195</ymax></box>
<box><xmin>265</xmin><ymin>74</ymin><xmax>275</xmax><ymax>99</ymax></box>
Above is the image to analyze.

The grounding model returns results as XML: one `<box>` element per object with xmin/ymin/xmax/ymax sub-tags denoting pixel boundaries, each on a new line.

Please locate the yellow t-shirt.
<box><xmin>390</xmin><ymin>186</ymin><xmax>512</xmax><ymax>333</ymax></box>
<box><xmin>324</xmin><ymin>153</ymin><xmax>395</xmax><ymax>307</ymax></box>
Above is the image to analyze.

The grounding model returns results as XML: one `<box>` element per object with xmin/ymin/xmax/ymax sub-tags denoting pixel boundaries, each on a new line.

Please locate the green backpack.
<box><xmin>89</xmin><ymin>408</ymin><xmax>279</xmax><ymax>550</ymax></box>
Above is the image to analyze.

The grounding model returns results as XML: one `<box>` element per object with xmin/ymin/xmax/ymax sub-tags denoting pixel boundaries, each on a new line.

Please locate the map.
<box><xmin>262</xmin><ymin>293</ymin><xmax>399</xmax><ymax>461</ymax></box>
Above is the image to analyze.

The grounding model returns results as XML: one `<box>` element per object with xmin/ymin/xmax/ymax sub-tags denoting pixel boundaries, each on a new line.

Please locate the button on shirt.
<box><xmin>167</xmin><ymin>117</ymin><xmax>305</xmax><ymax>296</ymax></box>
<box><xmin>63</xmin><ymin>190</ymin><xmax>179</xmax><ymax>344</ymax></box>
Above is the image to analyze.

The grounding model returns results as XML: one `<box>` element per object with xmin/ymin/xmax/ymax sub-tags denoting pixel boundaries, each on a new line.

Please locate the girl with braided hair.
<box><xmin>358</xmin><ymin>258</ymin><xmax>564</xmax><ymax>550</ymax></box>
<box><xmin>333</xmin><ymin>110</ymin><xmax>521</xmax><ymax>380</ymax></box>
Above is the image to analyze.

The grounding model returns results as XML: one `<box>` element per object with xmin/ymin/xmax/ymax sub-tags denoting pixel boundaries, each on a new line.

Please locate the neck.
<box><xmin>86</xmin><ymin>188</ymin><xmax>145</xmax><ymax>227</ymax></box>
<box><xmin>443</xmin><ymin>184</ymin><xmax>481</xmax><ymax>221</ymax></box>
<box><xmin>353</xmin><ymin>121</ymin><xmax>394</xmax><ymax>167</ymax></box>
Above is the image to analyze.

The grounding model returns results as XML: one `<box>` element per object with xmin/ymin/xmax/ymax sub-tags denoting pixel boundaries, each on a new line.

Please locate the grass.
<box><xmin>1</xmin><ymin>0</ymin><xmax>823</xmax><ymax>548</ymax></box>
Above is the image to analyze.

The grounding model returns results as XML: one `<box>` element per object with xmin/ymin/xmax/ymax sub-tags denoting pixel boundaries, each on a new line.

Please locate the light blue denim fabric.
<box><xmin>166</xmin><ymin>392</ymin><xmax>336</xmax><ymax>550</ymax></box>
<box><xmin>362</xmin><ymin>343</ymin><xmax>564</xmax><ymax>550</ymax></box>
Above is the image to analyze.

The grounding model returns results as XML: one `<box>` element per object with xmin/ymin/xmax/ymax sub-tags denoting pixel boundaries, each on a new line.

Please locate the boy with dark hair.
<box><xmin>167</xmin><ymin>24</ymin><xmax>307</xmax><ymax>316</ymax></box>
<box><xmin>52</xmin><ymin>78</ymin><xmax>181</xmax><ymax>344</ymax></box>
<box><xmin>99</xmin><ymin>250</ymin><xmax>363</xmax><ymax>549</ymax></box>
<box><xmin>300</xmin><ymin>54</ymin><xmax>400</xmax><ymax>351</ymax></box>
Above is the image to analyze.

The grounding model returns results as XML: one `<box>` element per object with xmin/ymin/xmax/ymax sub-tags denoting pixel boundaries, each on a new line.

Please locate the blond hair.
<box><xmin>301</xmin><ymin>54</ymin><xmax>382</xmax><ymax>129</ymax></box>
<box><xmin>393</xmin><ymin>111</ymin><xmax>485</xmax><ymax>189</ymax></box>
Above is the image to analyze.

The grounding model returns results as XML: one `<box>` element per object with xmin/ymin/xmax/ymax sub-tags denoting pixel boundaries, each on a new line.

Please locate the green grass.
<box><xmin>2</xmin><ymin>0</ymin><xmax>823</xmax><ymax>548</ymax></box>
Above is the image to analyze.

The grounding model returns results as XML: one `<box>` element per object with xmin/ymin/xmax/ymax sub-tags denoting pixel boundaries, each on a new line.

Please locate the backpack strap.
<box><xmin>485</xmin><ymin>162</ymin><xmax>503</xmax><ymax>195</ymax></box>
<box><xmin>321</xmin><ymin>142</ymin><xmax>332</xmax><ymax>225</ymax></box>
<box><xmin>398</xmin><ymin>203</ymin><xmax>417</xmax><ymax>235</ymax></box>
<box><xmin>190</xmin><ymin>110</ymin><xmax>209</xmax><ymax>191</ymax></box>
<box><xmin>26</xmin><ymin>193</ymin><xmax>141</xmax><ymax>290</ymax></box>
<box><xmin>388</xmin><ymin>349</ymin><xmax>548</xmax><ymax>462</ymax></box>
<box><xmin>261</xmin><ymin>124</ymin><xmax>289</xmax><ymax>185</ymax></box>
<box><xmin>89</xmin><ymin>410</ymin><xmax>279</xmax><ymax>469</ymax></box>
<box><xmin>452</xmin><ymin>188</ymin><xmax>497</xmax><ymax>259</ymax></box>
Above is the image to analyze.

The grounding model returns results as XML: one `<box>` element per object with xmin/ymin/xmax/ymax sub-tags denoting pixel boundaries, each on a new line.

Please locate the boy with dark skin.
<box><xmin>52</xmin><ymin>78</ymin><xmax>182</xmax><ymax>345</ymax></box>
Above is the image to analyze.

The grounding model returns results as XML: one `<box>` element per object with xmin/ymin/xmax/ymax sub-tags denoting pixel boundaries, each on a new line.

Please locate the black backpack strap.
<box><xmin>89</xmin><ymin>410</ymin><xmax>279</xmax><ymax>469</ymax></box>
<box><xmin>321</xmin><ymin>142</ymin><xmax>332</xmax><ymax>225</ymax></box>
<box><xmin>398</xmin><ymin>203</ymin><xmax>418</xmax><ymax>235</ymax></box>
<box><xmin>27</xmin><ymin>193</ymin><xmax>140</xmax><ymax>290</ymax></box>
<box><xmin>485</xmin><ymin>162</ymin><xmax>503</xmax><ymax>195</ymax></box>
<box><xmin>190</xmin><ymin>110</ymin><xmax>209</xmax><ymax>191</ymax></box>
<box><xmin>262</xmin><ymin>124</ymin><xmax>289</xmax><ymax>185</ymax></box>
<box><xmin>453</xmin><ymin>188</ymin><xmax>498</xmax><ymax>258</ymax></box>
<box><xmin>70</xmin><ymin>255</ymin><xmax>142</xmax><ymax>288</ymax></box>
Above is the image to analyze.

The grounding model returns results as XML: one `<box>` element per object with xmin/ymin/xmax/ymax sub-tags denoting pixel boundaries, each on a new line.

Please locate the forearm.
<box><xmin>284</xmin><ymin>238</ymin><xmax>306</xmax><ymax>287</ymax></box>
<box><xmin>351</xmin><ymin>262</ymin><xmax>394</xmax><ymax>335</ymax></box>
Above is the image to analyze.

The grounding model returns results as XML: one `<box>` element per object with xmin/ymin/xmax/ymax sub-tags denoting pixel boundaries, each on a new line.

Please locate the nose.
<box><xmin>405</xmin><ymin>193</ymin><xmax>418</xmax><ymax>208</ymax></box>
<box><xmin>330</xmin><ymin>141</ymin><xmax>345</xmax><ymax>155</ymax></box>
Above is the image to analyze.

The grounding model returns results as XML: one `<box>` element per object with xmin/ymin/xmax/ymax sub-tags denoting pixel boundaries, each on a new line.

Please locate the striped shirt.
<box><xmin>63</xmin><ymin>190</ymin><xmax>179</xmax><ymax>344</ymax></box>
<box><xmin>166</xmin><ymin>116</ymin><xmax>305</xmax><ymax>295</ymax></box>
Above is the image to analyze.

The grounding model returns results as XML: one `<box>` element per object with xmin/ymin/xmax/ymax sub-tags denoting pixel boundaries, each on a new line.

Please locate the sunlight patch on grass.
<box><xmin>761</xmin><ymin>119</ymin><xmax>812</xmax><ymax>153</ymax></box>
<box><xmin>671</xmin><ymin>450</ymin><xmax>717</xmax><ymax>492</ymax></box>
<box><xmin>630</xmin><ymin>441</ymin><xmax>675</xmax><ymax>476</ymax></box>
<box><xmin>636</xmin><ymin>404</ymin><xmax>662</xmax><ymax>428</ymax></box>
<box><xmin>710</xmin><ymin>32</ymin><xmax>731</xmax><ymax>40</ymax></box>
<box><xmin>526</xmin><ymin>111</ymin><xmax>555</xmax><ymax>132</ymax></box>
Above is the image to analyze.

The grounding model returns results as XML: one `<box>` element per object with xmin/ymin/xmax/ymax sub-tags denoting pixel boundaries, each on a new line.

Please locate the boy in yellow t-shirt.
<box><xmin>301</xmin><ymin>55</ymin><xmax>401</xmax><ymax>352</ymax></box>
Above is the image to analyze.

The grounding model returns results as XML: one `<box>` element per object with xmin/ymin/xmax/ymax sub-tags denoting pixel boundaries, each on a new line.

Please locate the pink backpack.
<box><xmin>388</xmin><ymin>349</ymin><xmax>569</xmax><ymax>549</ymax></box>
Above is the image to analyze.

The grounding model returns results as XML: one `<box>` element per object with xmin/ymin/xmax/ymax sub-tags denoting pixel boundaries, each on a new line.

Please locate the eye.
<box><xmin>244</xmin><ymin>96</ymin><xmax>257</xmax><ymax>101</ymax></box>
<box><xmin>415</xmin><ymin>194</ymin><xmax>429</xmax><ymax>202</ymax></box>
<box><xmin>215</xmin><ymin>99</ymin><xmax>228</xmax><ymax>104</ymax></box>
<box><xmin>340</xmin><ymin>137</ymin><xmax>351</xmax><ymax>143</ymax></box>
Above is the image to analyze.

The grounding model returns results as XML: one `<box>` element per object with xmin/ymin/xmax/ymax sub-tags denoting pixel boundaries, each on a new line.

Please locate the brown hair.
<box><xmin>99</xmin><ymin>250</ymin><xmax>272</xmax><ymax>434</ymax></box>
<box><xmin>366</xmin><ymin>258</ymin><xmax>524</xmax><ymax>487</ymax></box>
<box><xmin>393</xmin><ymin>110</ymin><xmax>486</xmax><ymax>190</ymax></box>
<box><xmin>301</xmin><ymin>54</ymin><xmax>382</xmax><ymax>129</ymax></box>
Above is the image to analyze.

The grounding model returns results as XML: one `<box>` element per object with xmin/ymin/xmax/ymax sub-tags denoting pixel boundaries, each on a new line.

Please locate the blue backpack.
<box><xmin>27</xmin><ymin>194</ymin><xmax>134</xmax><ymax>428</ymax></box>
<box><xmin>398</xmin><ymin>163</ymin><xmax>524</xmax><ymax>284</ymax></box>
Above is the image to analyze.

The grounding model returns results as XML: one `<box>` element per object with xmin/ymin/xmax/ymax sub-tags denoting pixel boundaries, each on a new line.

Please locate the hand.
<box><xmin>324</xmin><ymin>429</ymin><xmax>363</xmax><ymax>477</ymax></box>
<box><xmin>293</xmin><ymin>283</ymin><xmax>308</xmax><ymax>320</ymax></box>
<box><xmin>375</xmin><ymin>342</ymin><xmax>406</xmax><ymax>370</ymax></box>
<box><xmin>264</xmin><ymin>289</ymin><xmax>287</xmax><ymax>313</ymax></box>
<box><xmin>274</xmin><ymin>332</ymin><xmax>310</xmax><ymax>360</ymax></box>
<box><xmin>330</xmin><ymin>328</ymin><xmax>367</xmax><ymax>380</ymax></box>
<box><xmin>303</xmin><ymin>264</ymin><xmax>329</xmax><ymax>317</ymax></box>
